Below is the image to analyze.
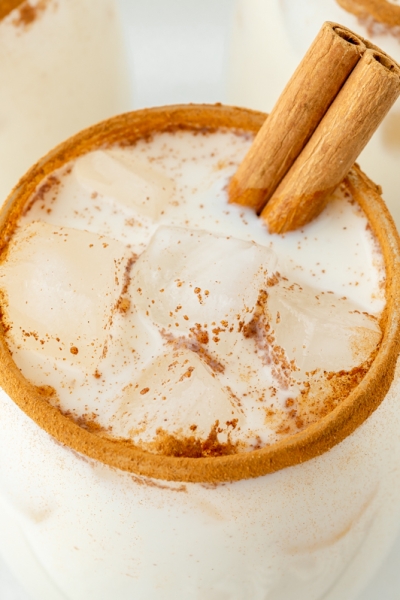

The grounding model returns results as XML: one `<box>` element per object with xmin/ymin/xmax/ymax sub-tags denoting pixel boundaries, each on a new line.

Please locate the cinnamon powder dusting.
<box><xmin>23</xmin><ymin>173</ymin><xmax>60</xmax><ymax>215</ymax></box>
<box><xmin>65</xmin><ymin>411</ymin><xmax>106</xmax><ymax>434</ymax></box>
<box><xmin>263</xmin><ymin>358</ymin><xmax>375</xmax><ymax>438</ymax></box>
<box><xmin>115</xmin><ymin>254</ymin><xmax>137</xmax><ymax>315</ymax></box>
<box><xmin>161</xmin><ymin>329</ymin><xmax>225</xmax><ymax>374</ymax></box>
<box><xmin>146</xmin><ymin>421</ymin><xmax>239</xmax><ymax>458</ymax></box>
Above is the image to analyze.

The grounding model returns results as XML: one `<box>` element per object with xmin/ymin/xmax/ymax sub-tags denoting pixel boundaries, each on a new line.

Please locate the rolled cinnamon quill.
<box><xmin>360</xmin><ymin>34</ymin><xmax>400</xmax><ymax>70</ymax></box>
<box><xmin>228</xmin><ymin>21</ymin><xmax>365</xmax><ymax>213</ymax></box>
<box><xmin>261</xmin><ymin>49</ymin><xmax>400</xmax><ymax>233</ymax></box>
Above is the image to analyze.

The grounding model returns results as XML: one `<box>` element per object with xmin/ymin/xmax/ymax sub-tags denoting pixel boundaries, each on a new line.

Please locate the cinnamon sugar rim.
<box><xmin>0</xmin><ymin>104</ymin><xmax>399</xmax><ymax>484</ymax></box>
<box><xmin>337</xmin><ymin>0</ymin><xmax>400</xmax><ymax>28</ymax></box>
<box><xmin>0</xmin><ymin>0</ymin><xmax>30</xmax><ymax>22</ymax></box>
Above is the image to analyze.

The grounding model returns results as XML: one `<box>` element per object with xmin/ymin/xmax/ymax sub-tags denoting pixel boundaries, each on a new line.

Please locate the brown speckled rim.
<box><xmin>0</xmin><ymin>0</ymin><xmax>26</xmax><ymax>21</ymax></box>
<box><xmin>0</xmin><ymin>104</ymin><xmax>399</xmax><ymax>483</ymax></box>
<box><xmin>337</xmin><ymin>0</ymin><xmax>400</xmax><ymax>26</ymax></box>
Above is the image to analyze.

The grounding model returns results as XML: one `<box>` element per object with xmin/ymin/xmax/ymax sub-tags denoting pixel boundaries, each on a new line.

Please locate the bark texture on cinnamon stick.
<box><xmin>261</xmin><ymin>50</ymin><xmax>400</xmax><ymax>234</ymax></box>
<box><xmin>228</xmin><ymin>22</ymin><xmax>365</xmax><ymax>213</ymax></box>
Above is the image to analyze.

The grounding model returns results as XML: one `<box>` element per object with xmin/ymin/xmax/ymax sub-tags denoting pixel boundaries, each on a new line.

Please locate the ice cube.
<box><xmin>266</xmin><ymin>279</ymin><xmax>382</xmax><ymax>376</ymax></box>
<box><xmin>112</xmin><ymin>346</ymin><xmax>242</xmax><ymax>442</ymax></box>
<box><xmin>129</xmin><ymin>225</ymin><xmax>277</xmax><ymax>336</ymax></box>
<box><xmin>0</xmin><ymin>221</ymin><xmax>131</xmax><ymax>371</ymax></box>
<box><xmin>74</xmin><ymin>149</ymin><xmax>175</xmax><ymax>220</ymax></box>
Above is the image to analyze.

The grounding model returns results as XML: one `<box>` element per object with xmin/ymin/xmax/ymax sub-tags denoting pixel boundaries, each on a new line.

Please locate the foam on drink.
<box><xmin>0</xmin><ymin>129</ymin><xmax>385</xmax><ymax>455</ymax></box>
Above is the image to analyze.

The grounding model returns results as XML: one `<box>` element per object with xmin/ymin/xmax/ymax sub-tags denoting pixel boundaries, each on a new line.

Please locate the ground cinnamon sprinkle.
<box><xmin>270</xmin><ymin>355</ymin><xmax>377</xmax><ymax>437</ymax></box>
<box><xmin>146</xmin><ymin>421</ymin><xmax>239</xmax><ymax>458</ymax></box>
<box><xmin>62</xmin><ymin>411</ymin><xmax>106</xmax><ymax>434</ymax></box>
<box><xmin>179</xmin><ymin>366</ymin><xmax>194</xmax><ymax>381</ymax></box>
<box><xmin>241</xmin><ymin>288</ymin><xmax>294</xmax><ymax>388</ymax></box>
<box><xmin>23</xmin><ymin>173</ymin><xmax>60</xmax><ymax>215</ymax></box>
<box><xmin>267</xmin><ymin>272</ymin><xmax>281</xmax><ymax>287</ymax></box>
<box><xmin>190</xmin><ymin>323</ymin><xmax>209</xmax><ymax>345</ymax></box>
<box><xmin>121</xmin><ymin>254</ymin><xmax>138</xmax><ymax>296</ymax></box>
<box><xmin>117</xmin><ymin>297</ymin><xmax>131</xmax><ymax>314</ymax></box>
<box><xmin>0</xmin><ymin>292</ymin><xmax>10</xmax><ymax>335</ymax></box>
<box><xmin>36</xmin><ymin>384</ymin><xmax>56</xmax><ymax>398</ymax></box>
<box><xmin>162</xmin><ymin>329</ymin><xmax>225</xmax><ymax>374</ymax></box>
<box><xmin>113</xmin><ymin>254</ymin><xmax>137</xmax><ymax>315</ymax></box>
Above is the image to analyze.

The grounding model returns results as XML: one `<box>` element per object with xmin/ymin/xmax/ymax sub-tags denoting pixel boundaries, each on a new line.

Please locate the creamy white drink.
<box><xmin>0</xmin><ymin>105</ymin><xmax>399</xmax><ymax>600</ymax></box>
<box><xmin>0</xmin><ymin>131</ymin><xmax>385</xmax><ymax>451</ymax></box>
<box><xmin>0</xmin><ymin>0</ymin><xmax>131</xmax><ymax>206</ymax></box>
<box><xmin>227</xmin><ymin>0</ymin><xmax>400</xmax><ymax>227</ymax></box>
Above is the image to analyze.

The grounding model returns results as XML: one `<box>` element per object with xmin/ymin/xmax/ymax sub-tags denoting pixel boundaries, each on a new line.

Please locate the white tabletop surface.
<box><xmin>1</xmin><ymin>1</ymin><xmax>400</xmax><ymax>598</ymax></box>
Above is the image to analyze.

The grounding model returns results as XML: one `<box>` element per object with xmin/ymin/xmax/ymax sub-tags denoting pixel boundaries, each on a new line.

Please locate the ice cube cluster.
<box><xmin>0</xmin><ymin>130</ymin><xmax>385</xmax><ymax>454</ymax></box>
<box><xmin>0</xmin><ymin>221</ymin><xmax>130</xmax><ymax>371</ymax></box>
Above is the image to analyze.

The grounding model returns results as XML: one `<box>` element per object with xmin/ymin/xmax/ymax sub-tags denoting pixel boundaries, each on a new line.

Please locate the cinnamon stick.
<box><xmin>360</xmin><ymin>35</ymin><xmax>400</xmax><ymax>70</ymax></box>
<box><xmin>261</xmin><ymin>49</ymin><xmax>400</xmax><ymax>234</ymax></box>
<box><xmin>228</xmin><ymin>22</ymin><xmax>365</xmax><ymax>213</ymax></box>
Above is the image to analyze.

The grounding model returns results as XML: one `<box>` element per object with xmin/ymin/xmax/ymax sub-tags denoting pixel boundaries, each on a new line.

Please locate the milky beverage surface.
<box><xmin>0</xmin><ymin>129</ymin><xmax>385</xmax><ymax>456</ymax></box>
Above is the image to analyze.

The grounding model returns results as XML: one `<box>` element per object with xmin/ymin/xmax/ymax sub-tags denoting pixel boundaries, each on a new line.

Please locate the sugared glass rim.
<box><xmin>0</xmin><ymin>104</ymin><xmax>399</xmax><ymax>483</ymax></box>
<box><xmin>0</xmin><ymin>0</ymin><xmax>29</xmax><ymax>22</ymax></box>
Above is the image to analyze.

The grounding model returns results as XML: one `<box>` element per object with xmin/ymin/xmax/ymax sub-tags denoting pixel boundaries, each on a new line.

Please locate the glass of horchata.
<box><xmin>0</xmin><ymin>104</ymin><xmax>399</xmax><ymax>600</ymax></box>
<box><xmin>0</xmin><ymin>0</ymin><xmax>131</xmax><ymax>208</ymax></box>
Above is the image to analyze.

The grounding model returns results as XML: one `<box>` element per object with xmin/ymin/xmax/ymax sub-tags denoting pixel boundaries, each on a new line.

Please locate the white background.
<box><xmin>1</xmin><ymin>0</ymin><xmax>400</xmax><ymax>598</ymax></box>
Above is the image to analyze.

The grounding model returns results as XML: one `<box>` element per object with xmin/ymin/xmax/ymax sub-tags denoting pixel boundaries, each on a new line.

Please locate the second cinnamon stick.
<box><xmin>261</xmin><ymin>49</ymin><xmax>400</xmax><ymax>234</ymax></box>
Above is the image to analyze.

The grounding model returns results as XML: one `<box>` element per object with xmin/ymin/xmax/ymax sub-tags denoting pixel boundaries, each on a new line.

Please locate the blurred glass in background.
<box><xmin>0</xmin><ymin>0</ymin><xmax>131</xmax><ymax>205</ymax></box>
